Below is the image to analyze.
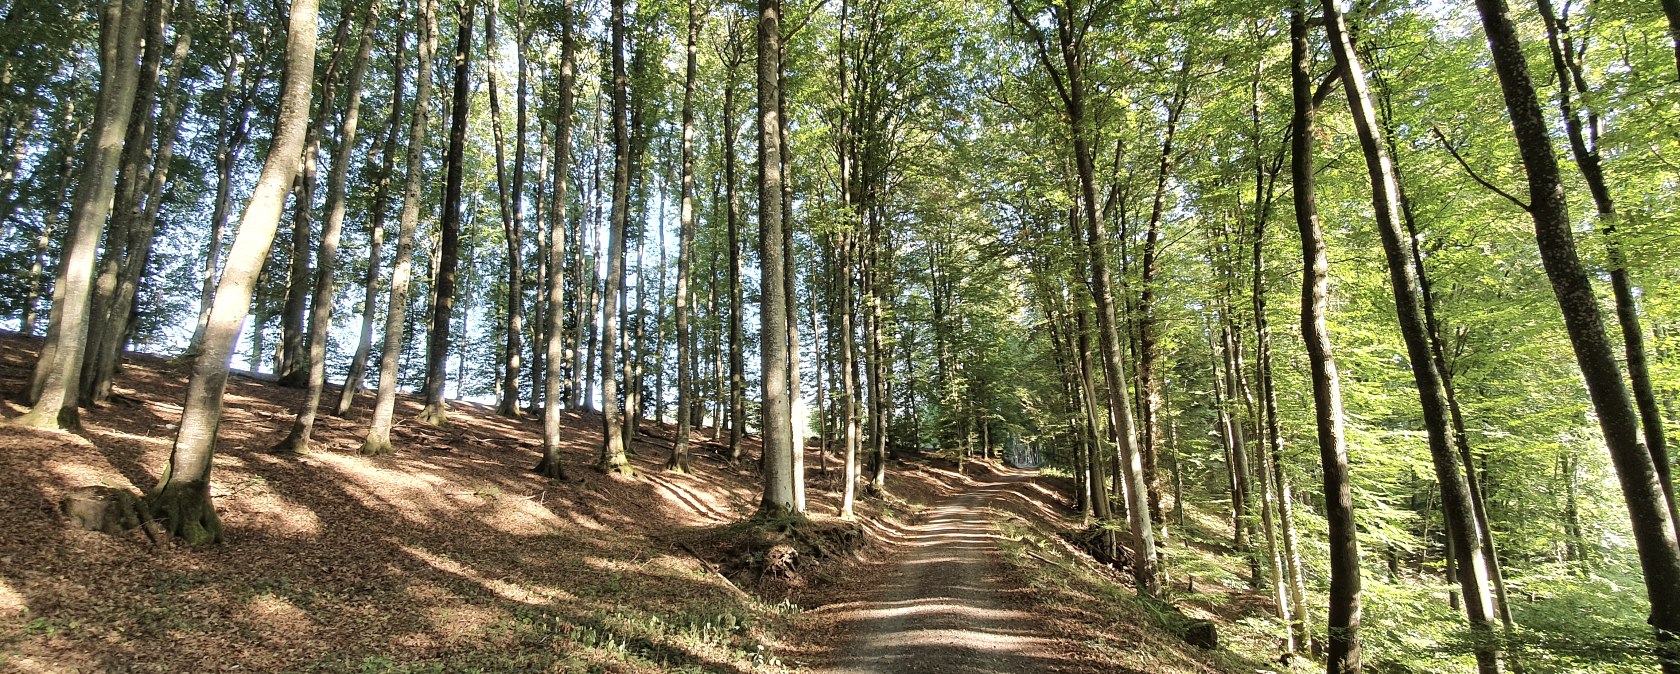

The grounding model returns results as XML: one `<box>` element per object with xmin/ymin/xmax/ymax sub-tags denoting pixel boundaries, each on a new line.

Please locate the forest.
<box><xmin>0</xmin><ymin>0</ymin><xmax>1678</xmax><ymax>670</ymax></box>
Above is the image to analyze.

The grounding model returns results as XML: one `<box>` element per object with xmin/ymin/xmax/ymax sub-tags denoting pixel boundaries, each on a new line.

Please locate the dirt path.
<box><xmin>810</xmin><ymin>470</ymin><xmax>1075</xmax><ymax>673</ymax></box>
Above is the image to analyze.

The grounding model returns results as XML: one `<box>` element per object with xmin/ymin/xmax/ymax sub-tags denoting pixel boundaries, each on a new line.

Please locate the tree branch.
<box><xmin>1431</xmin><ymin>126</ymin><xmax>1531</xmax><ymax>212</ymax></box>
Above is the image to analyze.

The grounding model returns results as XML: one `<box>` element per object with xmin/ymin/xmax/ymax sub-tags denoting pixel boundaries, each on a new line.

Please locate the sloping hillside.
<box><xmin>0</xmin><ymin>335</ymin><xmax>1277</xmax><ymax>673</ymax></box>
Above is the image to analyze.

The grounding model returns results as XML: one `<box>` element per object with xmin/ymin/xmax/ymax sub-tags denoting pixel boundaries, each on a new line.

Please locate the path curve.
<box><xmin>811</xmin><ymin>470</ymin><xmax>1074</xmax><ymax>673</ymax></box>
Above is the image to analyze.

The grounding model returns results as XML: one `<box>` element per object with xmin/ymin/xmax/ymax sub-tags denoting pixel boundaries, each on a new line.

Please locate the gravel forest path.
<box><xmin>811</xmin><ymin>470</ymin><xmax>1079</xmax><ymax>673</ymax></box>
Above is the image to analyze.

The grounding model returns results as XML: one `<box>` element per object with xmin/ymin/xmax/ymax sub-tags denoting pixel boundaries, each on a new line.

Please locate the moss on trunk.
<box><xmin>145</xmin><ymin>480</ymin><xmax>222</xmax><ymax>545</ymax></box>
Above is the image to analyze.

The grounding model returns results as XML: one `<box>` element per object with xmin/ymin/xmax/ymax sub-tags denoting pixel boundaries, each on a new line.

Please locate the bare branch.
<box><xmin>1431</xmin><ymin>126</ymin><xmax>1531</xmax><ymax>213</ymax></box>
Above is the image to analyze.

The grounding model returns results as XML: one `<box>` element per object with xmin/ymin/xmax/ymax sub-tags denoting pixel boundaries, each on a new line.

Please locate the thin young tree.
<box><xmin>273</xmin><ymin>0</ymin><xmax>376</xmax><ymax>453</ymax></box>
<box><xmin>1319</xmin><ymin>3</ymin><xmax>1501</xmax><ymax>670</ymax></box>
<box><xmin>1534</xmin><ymin>0</ymin><xmax>1675</xmax><ymax>526</ymax></box>
<box><xmin>487</xmin><ymin>0</ymin><xmax>524</xmax><ymax>418</ymax></box>
<box><xmin>1292</xmin><ymin>3</ymin><xmax>1358</xmax><ymax>670</ymax></box>
<box><xmin>722</xmin><ymin>19</ymin><xmax>747</xmax><ymax>463</ymax></box>
<box><xmin>336</xmin><ymin>0</ymin><xmax>408</xmax><ymax>416</ymax></box>
<box><xmin>146</xmin><ymin>0</ymin><xmax>317</xmax><ymax>543</ymax></box>
<box><xmin>1007</xmin><ymin>0</ymin><xmax>1157</xmax><ymax>595</ymax></box>
<box><xmin>362</xmin><ymin>0</ymin><xmax>439</xmax><ymax>455</ymax></box>
<box><xmin>274</xmin><ymin>8</ymin><xmax>353</xmax><ymax>388</ymax></box>
<box><xmin>417</xmin><ymin>0</ymin><xmax>475</xmax><ymax>426</ymax></box>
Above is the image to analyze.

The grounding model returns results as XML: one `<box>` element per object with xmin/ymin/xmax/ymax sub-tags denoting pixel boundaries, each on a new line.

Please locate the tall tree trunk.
<box><xmin>669</xmin><ymin>0</ymin><xmax>699</xmax><ymax>473</ymax></box>
<box><xmin>81</xmin><ymin>0</ymin><xmax>169</xmax><ymax>405</ymax></box>
<box><xmin>1254</xmin><ymin>159</ymin><xmax>1310</xmax><ymax>652</ymax></box>
<box><xmin>1011</xmin><ymin>0</ymin><xmax>1159</xmax><ymax>594</ymax></box>
<box><xmin>361</xmin><ymin>0</ymin><xmax>438</xmax><ymax>455</ymax></box>
<box><xmin>12</xmin><ymin>0</ymin><xmax>147</xmax><ymax>431</ymax></box>
<box><xmin>23</xmin><ymin>116</ymin><xmax>85</xmax><ymax>338</ymax></box>
<box><xmin>572</xmin><ymin>97</ymin><xmax>603</xmax><ymax>410</ymax></box>
<box><xmin>189</xmin><ymin>11</ymin><xmax>261</xmax><ymax>357</ymax></box>
<box><xmin>335</xmin><ymin>0</ymin><xmax>406</xmax><ymax>416</ymax></box>
<box><xmin>775</xmin><ymin>40</ymin><xmax>804</xmax><ymax>511</ymax></box>
<box><xmin>274</xmin><ymin>6</ymin><xmax>352</xmax><ymax>388</ymax></box>
<box><xmin>537</xmin><ymin>0</ymin><xmax>575</xmax><ymax>478</ymax></box>
<box><xmin>273</xmin><ymin>0</ymin><xmax>374</xmax><ymax>453</ymax></box>
<box><xmin>1136</xmin><ymin>52</ymin><xmax>1191</xmax><ymax>525</ymax></box>
<box><xmin>758</xmin><ymin>0</ymin><xmax>796</xmax><ymax>515</ymax></box>
<box><xmin>417</xmin><ymin>0</ymin><xmax>474</xmax><ymax>426</ymax></box>
<box><xmin>597</xmin><ymin>0</ymin><xmax>632</xmax><ymax>474</ymax></box>
<box><xmin>1321</xmin><ymin>4</ymin><xmax>1501</xmax><ymax>670</ymax></box>
<box><xmin>1210</xmin><ymin>320</ymin><xmax>1249</xmax><ymax>562</ymax></box>
<box><xmin>724</xmin><ymin>32</ymin><xmax>746</xmax><ymax>463</ymax></box>
<box><xmin>1474</xmin><ymin>0</ymin><xmax>1680</xmax><ymax>667</ymax></box>
<box><xmin>146</xmin><ymin>0</ymin><xmax>316</xmax><ymax>543</ymax></box>
<box><xmin>1074</xmin><ymin>298</ymin><xmax>1115</xmax><ymax>528</ymax></box>
<box><xmin>838</xmin><ymin>230</ymin><xmax>860</xmax><ymax>518</ymax></box>
<box><xmin>487</xmin><ymin>0</ymin><xmax>524</xmax><ymax>418</ymax></box>
<box><xmin>107</xmin><ymin>0</ymin><xmax>192</xmax><ymax>376</ymax></box>
<box><xmin>1536</xmin><ymin>0</ymin><xmax>1675</xmax><ymax>529</ymax></box>
<box><xmin>1292</xmin><ymin>5</ymin><xmax>1360</xmax><ymax>670</ymax></box>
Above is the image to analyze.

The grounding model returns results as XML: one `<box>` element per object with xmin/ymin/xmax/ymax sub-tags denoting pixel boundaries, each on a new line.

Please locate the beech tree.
<box><xmin>10</xmin><ymin>0</ymin><xmax>146</xmax><ymax>431</ymax></box>
<box><xmin>149</xmin><ymin>0</ymin><xmax>317</xmax><ymax>542</ymax></box>
<box><xmin>362</xmin><ymin>0</ymin><xmax>438</xmax><ymax>456</ymax></box>
<box><xmin>1473</xmin><ymin>0</ymin><xmax>1680</xmax><ymax>667</ymax></box>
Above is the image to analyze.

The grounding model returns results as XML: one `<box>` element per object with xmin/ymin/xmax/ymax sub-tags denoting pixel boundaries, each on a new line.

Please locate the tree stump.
<box><xmin>60</xmin><ymin>486</ymin><xmax>145</xmax><ymax>535</ymax></box>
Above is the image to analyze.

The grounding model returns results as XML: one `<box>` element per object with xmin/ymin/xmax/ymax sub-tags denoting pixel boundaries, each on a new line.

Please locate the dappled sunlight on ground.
<box><xmin>0</xmin><ymin>335</ymin><xmax>799</xmax><ymax>672</ymax></box>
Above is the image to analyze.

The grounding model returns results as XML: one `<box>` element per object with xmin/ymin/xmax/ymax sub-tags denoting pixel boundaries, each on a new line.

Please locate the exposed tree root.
<box><xmin>144</xmin><ymin>481</ymin><xmax>223</xmax><ymax>545</ymax></box>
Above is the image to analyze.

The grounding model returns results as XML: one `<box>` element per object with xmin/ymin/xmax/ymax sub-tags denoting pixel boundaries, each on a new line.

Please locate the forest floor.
<box><xmin>0</xmin><ymin>333</ymin><xmax>1283</xmax><ymax>673</ymax></box>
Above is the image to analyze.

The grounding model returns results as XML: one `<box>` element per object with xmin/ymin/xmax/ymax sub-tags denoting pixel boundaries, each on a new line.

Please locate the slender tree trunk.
<box><xmin>23</xmin><ymin>117</ymin><xmax>84</xmax><ymax>338</ymax></box>
<box><xmin>335</xmin><ymin>0</ymin><xmax>405</xmax><ymax>416</ymax></box>
<box><xmin>1254</xmin><ymin>166</ymin><xmax>1310</xmax><ymax>652</ymax></box>
<box><xmin>12</xmin><ymin>0</ymin><xmax>146</xmax><ymax>431</ymax></box>
<box><xmin>361</xmin><ymin>0</ymin><xmax>437</xmax><ymax>455</ymax></box>
<box><xmin>724</xmin><ymin>34</ymin><xmax>746</xmax><ymax>463</ymax></box>
<box><xmin>1073</xmin><ymin>299</ymin><xmax>1114</xmax><ymax>528</ymax></box>
<box><xmin>536</xmin><ymin>0</ymin><xmax>575</xmax><ymax>478</ymax></box>
<box><xmin>274</xmin><ymin>7</ymin><xmax>351</xmax><ymax>388</ymax></box>
<box><xmin>1321</xmin><ymin>4</ymin><xmax>1501</xmax><ymax>670</ymax></box>
<box><xmin>146</xmin><ymin>0</ymin><xmax>316</xmax><ymax>543</ymax></box>
<box><xmin>1136</xmin><ymin>53</ymin><xmax>1191</xmax><ymax>525</ymax></box>
<box><xmin>1474</xmin><ymin>0</ymin><xmax>1680</xmax><ymax>667</ymax></box>
<box><xmin>102</xmin><ymin>0</ymin><xmax>192</xmax><ymax>388</ymax></box>
<box><xmin>487</xmin><ymin>0</ymin><xmax>524</xmax><ymax>417</ymax></box>
<box><xmin>81</xmin><ymin>0</ymin><xmax>169</xmax><ymax>405</ymax></box>
<box><xmin>838</xmin><ymin>232</ymin><xmax>860</xmax><ymax>517</ymax></box>
<box><xmin>273</xmin><ymin>0</ymin><xmax>374</xmax><ymax>453</ymax></box>
<box><xmin>572</xmin><ymin>98</ymin><xmax>603</xmax><ymax>410</ymax></box>
<box><xmin>597</xmin><ymin>0</ymin><xmax>632</xmax><ymax>474</ymax></box>
<box><xmin>189</xmin><ymin>13</ymin><xmax>260</xmax><ymax>357</ymax></box>
<box><xmin>1022</xmin><ymin>0</ymin><xmax>1159</xmax><ymax>594</ymax></box>
<box><xmin>1536</xmin><ymin>0</ymin><xmax>1675</xmax><ymax>529</ymax></box>
<box><xmin>417</xmin><ymin>0</ymin><xmax>473</xmax><ymax>426</ymax></box>
<box><xmin>778</xmin><ymin>41</ymin><xmax>804</xmax><ymax>511</ymax></box>
<box><xmin>1292</xmin><ymin>5</ymin><xmax>1360</xmax><ymax>670</ymax></box>
<box><xmin>1210</xmin><ymin>323</ymin><xmax>1248</xmax><ymax>555</ymax></box>
<box><xmin>668</xmin><ymin>0</ymin><xmax>699</xmax><ymax>473</ymax></box>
